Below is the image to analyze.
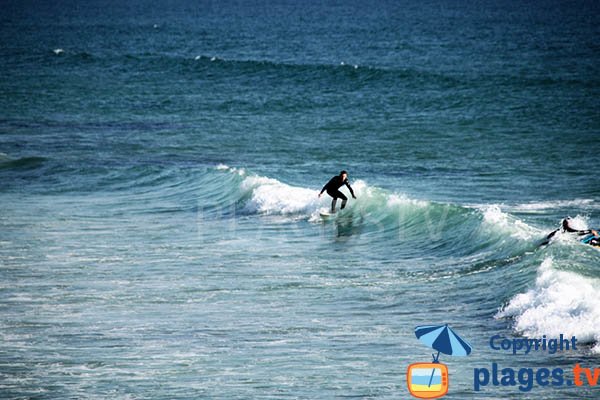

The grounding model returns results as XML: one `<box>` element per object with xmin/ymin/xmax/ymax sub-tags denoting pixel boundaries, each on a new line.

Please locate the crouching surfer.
<box><xmin>318</xmin><ymin>170</ymin><xmax>357</xmax><ymax>213</ymax></box>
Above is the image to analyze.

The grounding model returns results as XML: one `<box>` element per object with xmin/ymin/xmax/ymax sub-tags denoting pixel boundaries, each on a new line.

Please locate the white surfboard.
<box><xmin>319</xmin><ymin>209</ymin><xmax>336</xmax><ymax>218</ymax></box>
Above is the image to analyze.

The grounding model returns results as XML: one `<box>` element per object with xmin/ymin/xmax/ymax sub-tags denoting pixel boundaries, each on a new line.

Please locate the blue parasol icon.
<box><xmin>415</xmin><ymin>324</ymin><xmax>472</xmax><ymax>387</ymax></box>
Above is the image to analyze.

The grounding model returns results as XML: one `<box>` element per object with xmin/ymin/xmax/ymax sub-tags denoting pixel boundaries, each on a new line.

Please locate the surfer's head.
<box><xmin>340</xmin><ymin>170</ymin><xmax>348</xmax><ymax>179</ymax></box>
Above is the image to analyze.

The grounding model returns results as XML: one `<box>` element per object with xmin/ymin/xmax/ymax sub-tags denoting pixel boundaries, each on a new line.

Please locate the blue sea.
<box><xmin>1</xmin><ymin>0</ymin><xmax>599</xmax><ymax>398</ymax></box>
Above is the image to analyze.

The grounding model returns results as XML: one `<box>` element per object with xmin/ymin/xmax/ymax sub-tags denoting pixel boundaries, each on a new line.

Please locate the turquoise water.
<box><xmin>1</xmin><ymin>1</ymin><xmax>599</xmax><ymax>398</ymax></box>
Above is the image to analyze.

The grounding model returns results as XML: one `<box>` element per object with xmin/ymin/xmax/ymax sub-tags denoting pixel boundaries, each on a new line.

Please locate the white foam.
<box><xmin>241</xmin><ymin>176</ymin><xmax>320</xmax><ymax>215</ymax></box>
<box><xmin>497</xmin><ymin>258</ymin><xmax>600</xmax><ymax>353</ymax></box>
<box><xmin>387</xmin><ymin>193</ymin><xmax>428</xmax><ymax>208</ymax></box>
<box><xmin>482</xmin><ymin>205</ymin><xmax>508</xmax><ymax>224</ymax></box>
<box><xmin>562</xmin><ymin>215</ymin><xmax>589</xmax><ymax>231</ymax></box>
<box><xmin>215</xmin><ymin>164</ymin><xmax>245</xmax><ymax>176</ymax></box>
<box><xmin>53</xmin><ymin>48</ymin><xmax>64</xmax><ymax>55</ymax></box>
<box><xmin>480</xmin><ymin>205</ymin><xmax>538</xmax><ymax>240</ymax></box>
<box><xmin>512</xmin><ymin>199</ymin><xmax>596</xmax><ymax>211</ymax></box>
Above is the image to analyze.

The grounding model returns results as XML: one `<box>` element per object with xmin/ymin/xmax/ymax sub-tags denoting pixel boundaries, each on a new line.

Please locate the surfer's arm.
<box><xmin>319</xmin><ymin>182</ymin><xmax>329</xmax><ymax>197</ymax></box>
<box><xmin>563</xmin><ymin>224</ymin><xmax>585</xmax><ymax>234</ymax></box>
<box><xmin>578</xmin><ymin>229</ymin><xmax>597</xmax><ymax>236</ymax></box>
<box><xmin>345</xmin><ymin>180</ymin><xmax>356</xmax><ymax>199</ymax></box>
<box><xmin>564</xmin><ymin>226</ymin><xmax>592</xmax><ymax>236</ymax></box>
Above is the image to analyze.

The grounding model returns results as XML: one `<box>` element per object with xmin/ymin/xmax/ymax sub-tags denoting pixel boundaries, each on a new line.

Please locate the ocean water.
<box><xmin>1</xmin><ymin>0</ymin><xmax>599</xmax><ymax>398</ymax></box>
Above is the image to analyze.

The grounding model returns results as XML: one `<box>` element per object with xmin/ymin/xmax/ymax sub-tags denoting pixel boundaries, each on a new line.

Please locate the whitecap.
<box><xmin>387</xmin><ymin>193</ymin><xmax>428</xmax><ymax>208</ymax></box>
<box><xmin>497</xmin><ymin>257</ymin><xmax>600</xmax><ymax>354</ymax></box>
<box><xmin>512</xmin><ymin>199</ymin><xmax>596</xmax><ymax>212</ymax></box>
<box><xmin>480</xmin><ymin>204</ymin><xmax>539</xmax><ymax>240</ymax></box>
<box><xmin>241</xmin><ymin>175</ymin><xmax>319</xmax><ymax>215</ymax></box>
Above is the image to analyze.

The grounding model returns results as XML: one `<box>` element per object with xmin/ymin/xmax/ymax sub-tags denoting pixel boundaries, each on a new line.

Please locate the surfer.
<box><xmin>543</xmin><ymin>217</ymin><xmax>599</xmax><ymax>246</ymax></box>
<box><xmin>318</xmin><ymin>170</ymin><xmax>357</xmax><ymax>213</ymax></box>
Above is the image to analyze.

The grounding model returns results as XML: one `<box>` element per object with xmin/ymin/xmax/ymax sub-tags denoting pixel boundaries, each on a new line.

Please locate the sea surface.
<box><xmin>1</xmin><ymin>0</ymin><xmax>599</xmax><ymax>398</ymax></box>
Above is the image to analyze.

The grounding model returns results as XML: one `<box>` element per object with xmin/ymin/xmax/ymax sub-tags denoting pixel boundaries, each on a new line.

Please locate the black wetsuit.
<box><xmin>543</xmin><ymin>219</ymin><xmax>599</xmax><ymax>246</ymax></box>
<box><xmin>320</xmin><ymin>175</ymin><xmax>355</xmax><ymax>200</ymax></box>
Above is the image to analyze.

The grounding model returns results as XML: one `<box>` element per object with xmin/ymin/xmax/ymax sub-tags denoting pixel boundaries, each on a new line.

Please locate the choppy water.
<box><xmin>1</xmin><ymin>1</ymin><xmax>599</xmax><ymax>398</ymax></box>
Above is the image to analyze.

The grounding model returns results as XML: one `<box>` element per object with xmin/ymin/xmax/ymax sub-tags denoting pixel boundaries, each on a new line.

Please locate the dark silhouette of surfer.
<box><xmin>318</xmin><ymin>170</ymin><xmax>356</xmax><ymax>213</ymax></box>
<box><xmin>542</xmin><ymin>217</ymin><xmax>599</xmax><ymax>246</ymax></box>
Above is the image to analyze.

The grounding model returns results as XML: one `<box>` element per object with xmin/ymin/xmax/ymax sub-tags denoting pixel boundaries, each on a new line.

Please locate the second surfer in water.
<box><xmin>319</xmin><ymin>170</ymin><xmax>357</xmax><ymax>213</ymax></box>
<box><xmin>543</xmin><ymin>217</ymin><xmax>600</xmax><ymax>246</ymax></box>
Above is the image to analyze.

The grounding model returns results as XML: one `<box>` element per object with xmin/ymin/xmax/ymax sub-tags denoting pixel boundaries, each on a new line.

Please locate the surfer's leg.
<box><xmin>337</xmin><ymin>192</ymin><xmax>348</xmax><ymax>209</ymax></box>
<box><xmin>331</xmin><ymin>198</ymin><xmax>337</xmax><ymax>213</ymax></box>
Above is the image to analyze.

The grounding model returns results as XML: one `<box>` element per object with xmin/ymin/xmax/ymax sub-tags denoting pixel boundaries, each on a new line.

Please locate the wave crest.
<box><xmin>241</xmin><ymin>175</ymin><xmax>320</xmax><ymax>215</ymax></box>
<box><xmin>496</xmin><ymin>257</ymin><xmax>600</xmax><ymax>353</ymax></box>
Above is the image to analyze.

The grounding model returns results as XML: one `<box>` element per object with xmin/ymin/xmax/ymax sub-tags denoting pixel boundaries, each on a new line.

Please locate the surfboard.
<box><xmin>320</xmin><ymin>208</ymin><xmax>351</xmax><ymax>218</ymax></box>
<box><xmin>581</xmin><ymin>235</ymin><xmax>600</xmax><ymax>247</ymax></box>
<box><xmin>319</xmin><ymin>210</ymin><xmax>336</xmax><ymax>218</ymax></box>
